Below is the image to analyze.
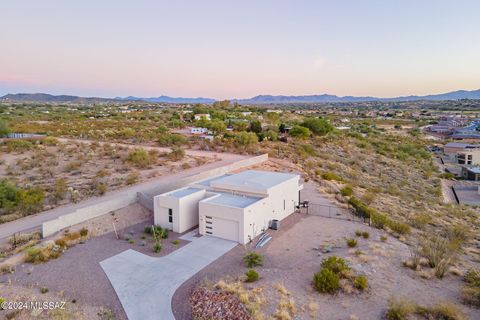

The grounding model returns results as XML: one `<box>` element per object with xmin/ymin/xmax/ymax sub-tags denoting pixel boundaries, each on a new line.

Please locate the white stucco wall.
<box><xmin>198</xmin><ymin>197</ymin><xmax>247</xmax><ymax>243</ymax></box>
<box><xmin>154</xmin><ymin>189</ymin><xmax>206</xmax><ymax>233</ymax></box>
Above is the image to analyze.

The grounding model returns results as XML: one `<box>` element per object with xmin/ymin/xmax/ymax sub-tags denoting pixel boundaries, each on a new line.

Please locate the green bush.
<box><xmin>346</xmin><ymin>238</ymin><xmax>357</xmax><ymax>248</ymax></box>
<box><xmin>157</xmin><ymin>133</ymin><xmax>187</xmax><ymax>147</ymax></box>
<box><xmin>243</xmin><ymin>252</ymin><xmax>263</xmax><ymax>268</ymax></box>
<box><xmin>371</xmin><ymin>212</ymin><xmax>388</xmax><ymax>228</ymax></box>
<box><xmin>380</xmin><ymin>235</ymin><xmax>388</xmax><ymax>242</ymax></box>
<box><xmin>354</xmin><ymin>276</ymin><xmax>368</xmax><ymax>291</ymax></box>
<box><xmin>153</xmin><ymin>242</ymin><xmax>162</xmax><ymax>253</ymax></box>
<box><xmin>171</xmin><ymin>240</ymin><xmax>180</xmax><ymax>245</ymax></box>
<box><xmin>42</xmin><ymin>136</ymin><xmax>59</xmax><ymax>146</ymax></box>
<box><xmin>355</xmin><ymin>230</ymin><xmax>363</xmax><ymax>237</ymax></box>
<box><xmin>313</xmin><ymin>268</ymin><xmax>339</xmax><ymax>294</ymax></box>
<box><xmin>126</xmin><ymin>148</ymin><xmax>156</xmax><ymax>168</ymax></box>
<box><xmin>340</xmin><ymin>186</ymin><xmax>353</xmax><ymax>197</ymax></box>
<box><xmin>79</xmin><ymin>228</ymin><xmax>89</xmax><ymax>237</ymax></box>
<box><xmin>144</xmin><ymin>225</ymin><xmax>163</xmax><ymax>235</ymax></box>
<box><xmin>386</xmin><ymin>297</ymin><xmax>416</xmax><ymax>320</ymax></box>
<box><xmin>301</xmin><ymin>118</ymin><xmax>334</xmax><ymax>136</ymax></box>
<box><xmin>0</xmin><ymin>297</ymin><xmax>5</xmax><ymax>310</ymax></box>
<box><xmin>321</xmin><ymin>256</ymin><xmax>350</xmax><ymax>274</ymax></box>
<box><xmin>321</xmin><ymin>172</ymin><xmax>342</xmax><ymax>181</ymax></box>
<box><xmin>6</xmin><ymin>139</ymin><xmax>33</xmax><ymax>152</ymax></box>
<box><xmin>361</xmin><ymin>231</ymin><xmax>370</xmax><ymax>239</ymax></box>
<box><xmin>289</xmin><ymin>125</ymin><xmax>311</xmax><ymax>139</ymax></box>
<box><xmin>387</xmin><ymin>220</ymin><xmax>411</xmax><ymax>234</ymax></box>
<box><xmin>40</xmin><ymin>287</ymin><xmax>49</xmax><ymax>294</ymax></box>
<box><xmin>245</xmin><ymin>269</ymin><xmax>259</xmax><ymax>282</ymax></box>
<box><xmin>167</xmin><ymin>146</ymin><xmax>185</xmax><ymax>161</ymax></box>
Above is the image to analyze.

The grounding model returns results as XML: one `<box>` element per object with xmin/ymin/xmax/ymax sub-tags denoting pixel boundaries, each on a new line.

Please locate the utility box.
<box><xmin>270</xmin><ymin>219</ymin><xmax>280</xmax><ymax>230</ymax></box>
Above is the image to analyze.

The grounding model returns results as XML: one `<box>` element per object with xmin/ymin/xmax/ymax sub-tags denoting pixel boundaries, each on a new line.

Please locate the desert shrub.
<box><xmin>125</xmin><ymin>171</ymin><xmax>140</xmax><ymax>185</ymax></box>
<box><xmin>245</xmin><ymin>269</ymin><xmax>259</xmax><ymax>282</ymax></box>
<box><xmin>63</xmin><ymin>231</ymin><xmax>81</xmax><ymax>241</ymax></box>
<box><xmin>243</xmin><ymin>252</ymin><xmax>263</xmax><ymax>268</ymax></box>
<box><xmin>0</xmin><ymin>179</ymin><xmax>20</xmax><ymax>214</ymax></box>
<box><xmin>461</xmin><ymin>268</ymin><xmax>480</xmax><ymax>307</ymax></box>
<box><xmin>313</xmin><ymin>268</ymin><xmax>339</xmax><ymax>294</ymax></box>
<box><xmin>355</xmin><ymin>230</ymin><xmax>363</xmax><ymax>237</ymax></box>
<box><xmin>95</xmin><ymin>182</ymin><xmax>107</xmax><ymax>195</ymax></box>
<box><xmin>386</xmin><ymin>297</ymin><xmax>416</xmax><ymax>320</ymax></box>
<box><xmin>64</xmin><ymin>161</ymin><xmax>82</xmax><ymax>172</ymax></box>
<box><xmin>126</xmin><ymin>148</ymin><xmax>156</xmax><ymax>168</ymax></box>
<box><xmin>0</xmin><ymin>297</ymin><xmax>5</xmax><ymax>309</ymax></box>
<box><xmin>79</xmin><ymin>228</ymin><xmax>89</xmax><ymax>237</ymax></box>
<box><xmin>40</xmin><ymin>287</ymin><xmax>49</xmax><ymax>294</ymax></box>
<box><xmin>412</xmin><ymin>213</ymin><xmax>432</xmax><ymax>229</ymax></box>
<box><xmin>234</xmin><ymin>132</ymin><xmax>258</xmax><ymax>147</ymax></box>
<box><xmin>6</xmin><ymin>139</ymin><xmax>33</xmax><ymax>152</ymax></box>
<box><xmin>461</xmin><ymin>286</ymin><xmax>480</xmax><ymax>307</ymax></box>
<box><xmin>340</xmin><ymin>186</ymin><xmax>353</xmax><ymax>197</ymax></box>
<box><xmin>348</xmin><ymin>196</ymin><xmax>375</xmax><ymax>219</ymax></box>
<box><xmin>464</xmin><ymin>269</ymin><xmax>480</xmax><ymax>287</ymax></box>
<box><xmin>380</xmin><ymin>235</ymin><xmax>388</xmax><ymax>242</ymax></box>
<box><xmin>371</xmin><ymin>212</ymin><xmax>388</xmax><ymax>228</ymax></box>
<box><xmin>346</xmin><ymin>238</ymin><xmax>357</xmax><ymax>248</ymax></box>
<box><xmin>42</xmin><ymin>136</ymin><xmax>59</xmax><ymax>146</ymax></box>
<box><xmin>25</xmin><ymin>247</ymin><xmax>46</xmax><ymax>264</ymax></box>
<box><xmin>54</xmin><ymin>239</ymin><xmax>67</xmax><ymax>248</ymax></box>
<box><xmin>157</xmin><ymin>133</ymin><xmax>187</xmax><ymax>146</ymax></box>
<box><xmin>301</xmin><ymin>117</ymin><xmax>334</xmax><ymax>136</ymax></box>
<box><xmin>167</xmin><ymin>146</ymin><xmax>185</xmax><ymax>161</ymax></box>
<box><xmin>153</xmin><ymin>242</ymin><xmax>162</xmax><ymax>253</ymax></box>
<box><xmin>160</xmin><ymin>228</ymin><xmax>169</xmax><ymax>239</ymax></box>
<box><xmin>144</xmin><ymin>225</ymin><xmax>162</xmax><ymax>235</ymax></box>
<box><xmin>387</xmin><ymin>220</ymin><xmax>411</xmax><ymax>235</ymax></box>
<box><xmin>321</xmin><ymin>256</ymin><xmax>350</xmax><ymax>274</ymax></box>
<box><xmin>425</xmin><ymin>302</ymin><xmax>467</xmax><ymax>320</ymax></box>
<box><xmin>418</xmin><ymin>233</ymin><xmax>462</xmax><ymax>278</ymax></box>
<box><xmin>0</xmin><ymin>264</ymin><xmax>14</xmax><ymax>275</ymax></box>
<box><xmin>17</xmin><ymin>186</ymin><xmax>45</xmax><ymax>215</ymax></box>
<box><xmin>172</xmin><ymin>240</ymin><xmax>180</xmax><ymax>245</ymax></box>
<box><xmin>361</xmin><ymin>231</ymin><xmax>370</xmax><ymax>239</ymax></box>
<box><xmin>289</xmin><ymin>125</ymin><xmax>311</xmax><ymax>139</ymax></box>
<box><xmin>128</xmin><ymin>239</ymin><xmax>135</xmax><ymax>244</ymax></box>
<box><xmin>354</xmin><ymin>275</ymin><xmax>368</xmax><ymax>291</ymax></box>
<box><xmin>52</xmin><ymin>178</ymin><xmax>67</xmax><ymax>203</ymax></box>
<box><xmin>321</xmin><ymin>172</ymin><xmax>342</xmax><ymax>181</ymax></box>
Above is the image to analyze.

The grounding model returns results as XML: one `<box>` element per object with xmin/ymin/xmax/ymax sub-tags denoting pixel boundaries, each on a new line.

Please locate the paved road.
<box><xmin>100</xmin><ymin>235</ymin><xmax>237</xmax><ymax>320</ymax></box>
<box><xmin>0</xmin><ymin>145</ymin><xmax>248</xmax><ymax>241</ymax></box>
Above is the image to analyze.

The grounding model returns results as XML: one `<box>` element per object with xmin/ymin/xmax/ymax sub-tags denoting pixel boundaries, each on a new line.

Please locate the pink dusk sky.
<box><xmin>1</xmin><ymin>0</ymin><xmax>479</xmax><ymax>99</ymax></box>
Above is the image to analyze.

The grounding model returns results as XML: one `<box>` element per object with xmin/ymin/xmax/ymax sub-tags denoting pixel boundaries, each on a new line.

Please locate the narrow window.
<box><xmin>284</xmin><ymin>200</ymin><xmax>286</xmax><ymax>210</ymax></box>
<box><xmin>168</xmin><ymin>208</ymin><xmax>173</xmax><ymax>223</ymax></box>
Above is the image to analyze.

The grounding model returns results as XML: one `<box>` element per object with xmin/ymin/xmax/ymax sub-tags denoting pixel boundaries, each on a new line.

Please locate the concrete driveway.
<box><xmin>100</xmin><ymin>235</ymin><xmax>237</xmax><ymax>320</ymax></box>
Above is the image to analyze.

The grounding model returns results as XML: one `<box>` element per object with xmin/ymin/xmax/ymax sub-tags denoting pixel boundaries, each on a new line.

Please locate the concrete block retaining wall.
<box><xmin>42</xmin><ymin>153</ymin><xmax>268</xmax><ymax>237</ymax></box>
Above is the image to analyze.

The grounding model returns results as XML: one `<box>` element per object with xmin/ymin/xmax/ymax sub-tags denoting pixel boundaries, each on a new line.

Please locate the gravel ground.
<box><xmin>0</xmin><ymin>218</ymin><xmax>189</xmax><ymax>320</ymax></box>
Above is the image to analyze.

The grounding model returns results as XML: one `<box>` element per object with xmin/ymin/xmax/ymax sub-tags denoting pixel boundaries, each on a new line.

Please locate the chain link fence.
<box><xmin>299</xmin><ymin>202</ymin><xmax>369</xmax><ymax>224</ymax></box>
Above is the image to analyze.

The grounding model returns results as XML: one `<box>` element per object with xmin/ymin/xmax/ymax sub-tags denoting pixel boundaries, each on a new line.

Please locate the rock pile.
<box><xmin>189</xmin><ymin>287</ymin><xmax>252</xmax><ymax>320</ymax></box>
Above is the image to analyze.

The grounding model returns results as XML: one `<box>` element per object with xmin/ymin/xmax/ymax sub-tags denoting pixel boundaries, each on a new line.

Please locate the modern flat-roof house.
<box><xmin>461</xmin><ymin>166</ymin><xmax>480</xmax><ymax>181</ymax></box>
<box><xmin>153</xmin><ymin>170</ymin><xmax>303</xmax><ymax>244</ymax></box>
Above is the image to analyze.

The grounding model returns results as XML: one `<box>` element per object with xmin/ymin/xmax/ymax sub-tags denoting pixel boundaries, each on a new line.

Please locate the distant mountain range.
<box><xmin>116</xmin><ymin>95</ymin><xmax>216</xmax><ymax>104</ymax></box>
<box><xmin>2</xmin><ymin>89</ymin><xmax>480</xmax><ymax>104</ymax></box>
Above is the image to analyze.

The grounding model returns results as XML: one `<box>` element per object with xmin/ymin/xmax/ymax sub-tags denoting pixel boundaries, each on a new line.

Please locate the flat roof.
<box><xmin>195</xmin><ymin>174</ymin><xmax>232</xmax><ymax>187</ymax></box>
<box><xmin>210</xmin><ymin>170</ymin><xmax>298</xmax><ymax>192</ymax></box>
<box><xmin>465</xmin><ymin>166</ymin><xmax>480</xmax><ymax>174</ymax></box>
<box><xmin>168</xmin><ymin>187</ymin><xmax>202</xmax><ymax>198</ymax></box>
<box><xmin>203</xmin><ymin>193</ymin><xmax>262</xmax><ymax>208</ymax></box>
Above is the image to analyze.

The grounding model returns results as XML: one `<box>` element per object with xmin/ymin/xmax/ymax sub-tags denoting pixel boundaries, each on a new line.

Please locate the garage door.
<box><xmin>204</xmin><ymin>216</ymin><xmax>239</xmax><ymax>242</ymax></box>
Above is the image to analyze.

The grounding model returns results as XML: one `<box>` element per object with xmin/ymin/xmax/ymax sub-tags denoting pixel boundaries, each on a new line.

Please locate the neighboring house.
<box><xmin>457</xmin><ymin>149</ymin><xmax>480</xmax><ymax>165</ymax></box>
<box><xmin>194</xmin><ymin>114</ymin><xmax>211</xmax><ymax>121</ymax></box>
<box><xmin>153</xmin><ymin>170</ymin><xmax>303</xmax><ymax>244</ymax></box>
<box><xmin>443</xmin><ymin>142</ymin><xmax>480</xmax><ymax>155</ymax></box>
<box><xmin>190</xmin><ymin>127</ymin><xmax>209</xmax><ymax>135</ymax></box>
<box><xmin>461</xmin><ymin>166</ymin><xmax>480</xmax><ymax>181</ymax></box>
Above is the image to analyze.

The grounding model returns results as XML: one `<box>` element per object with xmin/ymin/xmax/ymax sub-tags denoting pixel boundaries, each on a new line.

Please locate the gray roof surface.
<box><xmin>465</xmin><ymin>166</ymin><xmax>480</xmax><ymax>174</ymax></box>
<box><xmin>203</xmin><ymin>193</ymin><xmax>262</xmax><ymax>208</ymax></box>
<box><xmin>210</xmin><ymin>170</ymin><xmax>298</xmax><ymax>192</ymax></box>
<box><xmin>195</xmin><ymin>174</ymin><xmax>231</xmax><ymax>187</ymax></box>
<box><xmin>169</xmin><ymin>187</ymin><xmax>202</xmax><ymax>198</ymax></box>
